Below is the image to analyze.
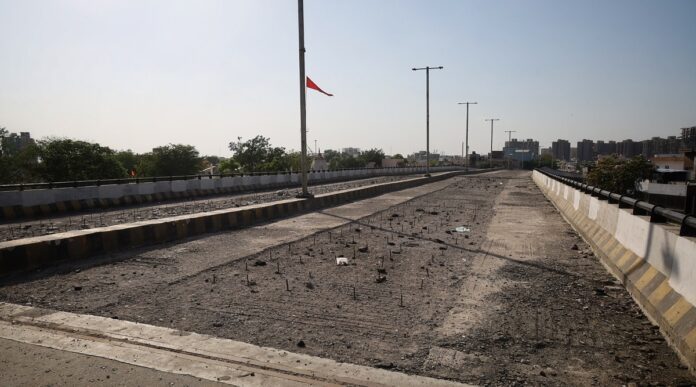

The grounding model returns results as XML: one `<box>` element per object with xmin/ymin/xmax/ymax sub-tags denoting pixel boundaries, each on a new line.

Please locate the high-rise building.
<box><xmin>642</xmin><ymin>139</ymin><xmax>655</xmax><ymax>159</ymax></box>
<box><xmin>595</xmin><ymin>140</ymin><xmax>617</xmax><ymax>156</ymax></box>
<box><xmin>617</xmin><ymin>139</ymin><xmax>643</xmax><ymax>158</ymax></box>
<box><xmin>551</xmin><ymin>139</ymin><xmax>571</xmax><ymax>161</ymax></box>
<box><xmin>503</xmin><ymin>138</ymin><xmax>540</xmax><ymax>159</ymax></box>
<box><xmin>666</xmin><ymin>136</ymin><xmax>681</xmax><ymax>154</ymax></box>
<box><xmin>577</xmin><ymin>139</ymin><xmax>594</xmax><ymax>162</ymax></box>
<box><xmin>682</xmin><ymin>126</ymin><xmax>696</xmax><ymax>151</ymax></box>
<box><xmin>0</xmin><ymin>131</ymin><xmax>34</xmax><ymax>156</ymax></box>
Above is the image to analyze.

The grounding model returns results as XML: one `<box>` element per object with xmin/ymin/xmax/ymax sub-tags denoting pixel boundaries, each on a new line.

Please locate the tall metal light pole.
<box><xmin>297</xmin><ymin>0</ymin><xmax>312</xmax><ymax>197</ymax></box>
<box><xmin>412</xmin><ymin>66</ymin><xmax>444</xmax><ymax>177</ymax></box>
<box><xmin>457</xmin><ymin>102</ymin><xmax>477</xmax><ymax>170</ymax></box>
<box><xmin>504</xmin><ymin>130</ymin><xmax>517</xmax><ymax>169</ymax></box>
<box><xmin>485</xmin><ymin>118</ymin><xmax>500</xmax><ymax>168</ymax></box>
<box><xmin>504</xmin><ymin>130</ymin><xmax>516</xmax><ymax>143</ymax></box>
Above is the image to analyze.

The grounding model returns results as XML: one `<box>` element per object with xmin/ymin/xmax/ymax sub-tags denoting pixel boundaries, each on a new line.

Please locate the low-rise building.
<box><xmin>652</xmin><ymin>154</ymin><xmax>690</xmax><ymax>171</ymax></box>
<box><xmin>381</xmin><ymin>158</ymin><xmax>404</xmax><ymax>168</ymax></box>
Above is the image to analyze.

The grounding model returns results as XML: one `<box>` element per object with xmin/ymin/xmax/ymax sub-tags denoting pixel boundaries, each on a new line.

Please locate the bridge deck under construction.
<box><xmin>0</xmin><ymin>170</ymin><xmax>694</xmax><ymax>386</ymax></box>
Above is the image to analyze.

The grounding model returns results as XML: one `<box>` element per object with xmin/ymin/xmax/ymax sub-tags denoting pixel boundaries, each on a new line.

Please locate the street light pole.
<box><xmin>504</xmin><ymin>130</ymin><xmax>517</xmax><ymax>170</ymax></box>
<box><xmin>485</xmin><ymin>118</ymin><xmax>500</xmax><ymax>168</ymax></box>
<box><xmin>412</xmin><ymin>66</ymin><xmax>443</xmax><ymax>176</ymax></box>
<box><xmin>297</xmin><ymin>0</ymin><xmax>312</xmax><ymax>197</ymax></box>
<box><xmin>458</xmin><ymin>102</ymin><xmax>477</xmax><ymax>170</ymax></box>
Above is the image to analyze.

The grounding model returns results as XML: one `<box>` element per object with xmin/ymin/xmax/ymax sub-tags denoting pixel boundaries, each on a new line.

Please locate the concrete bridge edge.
<box><xmin>533</xmin><ymin>170</ymin><xmax>696</xmax><ymax>375</ymax></box>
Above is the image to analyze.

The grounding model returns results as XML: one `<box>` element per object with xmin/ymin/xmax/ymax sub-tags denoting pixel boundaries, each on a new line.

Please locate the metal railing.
<box><xmin>0</xmin><ymin>165</ymin><xmax>470</xmax><ymax>192</ymax></box>
<box><xmin>536</xmin><ymin>168</ymin><xmax>696</xmax><ymax>237</ymax></box>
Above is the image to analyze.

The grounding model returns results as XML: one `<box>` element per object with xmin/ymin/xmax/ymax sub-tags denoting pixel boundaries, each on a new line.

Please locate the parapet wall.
<box><xmin>533</xmin><ymin>170</ymin><xmax>696</xmax><ymax>372</ymax></box>
<box><xmin>0</xmin><ymin>166</ymin><xmax>461</xmax><ymax>220</ymax></box>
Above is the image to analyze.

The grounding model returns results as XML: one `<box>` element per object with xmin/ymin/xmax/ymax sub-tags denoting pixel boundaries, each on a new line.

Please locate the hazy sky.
<box><xmin>1</xmin><ymin>0</ymin><xmax>695</xmax><ymax>157</ymax></box>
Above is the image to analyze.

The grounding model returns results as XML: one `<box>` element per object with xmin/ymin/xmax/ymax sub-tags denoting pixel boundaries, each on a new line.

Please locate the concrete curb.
<box><xmin>0</xmin><ymin>169</ymin><xmax>494</xmax><ymax>276</ymax></box>
<box><xmin>0</xmin><ymin>302</ymin><xmax>473</xmax><ymax>387</ymax></box>
<box><xmin>533</xmin><ymin>170</ymin><xmax>696</xmax><ymax>374</ymax></box>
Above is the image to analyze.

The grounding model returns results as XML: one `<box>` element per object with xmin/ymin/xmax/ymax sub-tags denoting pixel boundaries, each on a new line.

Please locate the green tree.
<box><xmin>323</xmin><ymin>149</ymin><xmax>341</xmax><ymax>163</ymax></box>
<box><xmin>586</xmin><ymin>155</ymin><xmax>654</xmax><ymax>194</ymax></box>
<box><xmin>148</xmin><ymin>144</ymin><xmax>202</xmax><ymax>176</ymax></box>
<box><xmin>114</xmin><ymin>150</ymin><xmax>140</xmax><ymax>173</ymax></box>
<box><xmin>229</xmin><ymin>136</ymin><xmax>290</xmax><ymax>172</ymax></box>
<box><xmin>391</xmin><ymin>153</ymin><xmax>404</xmax><ymax>160</ymax></box>
<box><xmin>219</xmin><ymin>158</ymin><xmax>240</xmax><ymax>174</ymax></box>
<box><xmin>286</xmin><ymin>151</ymin><xmax>302</xmax><ymax>172</ymax></box>
<box><xmin>0</xmin><ymin>127</ymin><xmax>9</xmax><ymax>181</ymax></box>
<box><xmin>37</xmin><ymin>138</ymin><xmax>126</xmax><ymax>181</ymax></box>
<box><xmin>359</xmin><ymin>148</ymin><xmax>385</xmax><ymax>167</ymax></box>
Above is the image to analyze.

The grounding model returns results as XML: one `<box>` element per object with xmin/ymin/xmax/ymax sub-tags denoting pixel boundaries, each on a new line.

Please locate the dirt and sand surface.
<box><xmin>1</xmin><ymin>171</ymin><xmax>694</xmax><ymax>386</ymax></box>
<box><xmin>0</xmin><ymin>174</ymin><xmax>415</xmax><ymax>242</ymax></box>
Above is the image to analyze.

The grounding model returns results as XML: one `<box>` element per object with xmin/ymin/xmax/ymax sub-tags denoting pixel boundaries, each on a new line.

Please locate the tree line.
<box><xmin>0</xmin><ymin>129</ymin><xmax>388</xmax><ymax>184</ymax></box>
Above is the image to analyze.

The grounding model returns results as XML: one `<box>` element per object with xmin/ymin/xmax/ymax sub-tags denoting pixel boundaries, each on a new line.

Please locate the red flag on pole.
<box><xmin>306</xmin><ymin>77</ymin><xmax>333</xmax><ymax>96</ymax></box>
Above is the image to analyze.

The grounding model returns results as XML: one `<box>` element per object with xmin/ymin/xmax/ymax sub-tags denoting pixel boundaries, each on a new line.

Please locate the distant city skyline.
<box><xmin>1</xmin><ymin>0</ymin><xmax>695</xmax><ymax>157</ymax></box>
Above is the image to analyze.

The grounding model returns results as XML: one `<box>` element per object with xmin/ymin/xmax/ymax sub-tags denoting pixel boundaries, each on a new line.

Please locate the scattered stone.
<box><xmin>73</xmin><ymin>286</ymin><xmax>83</xmax><ymax>291</ymax></box>
<box><xmin>253</xmin><ymin>260</ymin><xmax>267</xmax><ymax>266</ymax></box>
<box><xmin>571</xmin><ymin>244</ymin><xmax>579</xmax><ymax>250</ymax></box>
<box><xmin>376</xmin><ymin>362</ymin><xmax>396</xmax><ymax>370</ymax></box>
<box><xmin>296</xmin><ymin>340</ymin><xmax>306</xmax><ymax>348</ymax></box>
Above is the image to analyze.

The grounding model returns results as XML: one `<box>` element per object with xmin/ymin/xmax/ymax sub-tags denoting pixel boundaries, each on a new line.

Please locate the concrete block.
<box><xmin>0</xmin><ymin>191</ymin><xmax>22</xmax><ymax>208</ymax></box>
<box><xmin>153</xmin><ymin>181</ymin><xmax>171</xmax><ymax>194</ymax></box>
<box><xmin>199</xmin><ymin>178</ymin><xmax>214</xmax><ymax>190</ymax></box>
<box><xmin>21</xmin><ymin>189</ymin><xmax>56</xmax><ymax>207</ymax></box>
<box><xmin>98</xmin><ymin>185</ymin><xmax>126</xmax><ymax>200</ymax></box>
<box><xmin>135</xmin><ymin>182</ymin><xmax>156</xmax><ymax>196</ymax></box>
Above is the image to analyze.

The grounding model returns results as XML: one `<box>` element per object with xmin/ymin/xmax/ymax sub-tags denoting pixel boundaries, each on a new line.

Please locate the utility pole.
<box><xmin>485</xmin><ymin>118</ymin><xmax>500</xmax><ymax>168</ymax></box>
<box><xmin>458</xmin><ymin>102</ymin><xmax>477</xmax><ymax>170</ymax></box>
<box><xmin>504</xmin><ymin>130</ymin><xmax>517</xmax><ymax>170</ymax></box>
<box><xmin>412</xmin><ymin>66</ymin><xmax>444</xmax><ymax>176</ymax></box>
<box><xmin>297</xmin><ymin>0</ymin><xmax>312</xmax><ymax>197</ymax></box>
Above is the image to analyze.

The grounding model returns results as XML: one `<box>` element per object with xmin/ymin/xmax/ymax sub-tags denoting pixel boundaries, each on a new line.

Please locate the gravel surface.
<box><xmin>1</xmin><ymin>172</ymin><xmax>693</xmax><ymax>386</ymax></box>
<box><xmin>0</xmin><ymin>174</ymin><xmax>415</xmax><ymax>242</ymax></box>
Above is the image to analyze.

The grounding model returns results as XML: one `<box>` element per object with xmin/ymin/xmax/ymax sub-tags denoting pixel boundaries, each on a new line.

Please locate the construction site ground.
<box><xmin>1</xmin><ymin>170</ymin><xmax>694</xmax><ymax>386</ymax></box>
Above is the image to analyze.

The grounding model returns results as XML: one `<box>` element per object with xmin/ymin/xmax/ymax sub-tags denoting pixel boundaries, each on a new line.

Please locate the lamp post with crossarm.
<box><xmin>485</xmin><ymin>118</ymin><xmax>500</xmax><ymax>168</ymax></box>
<box><xmin>458</xmin><ymin>102</ymin><xmax>477</xmax><ymax>170</ymax></box>
<box><xmin>412</xmin><ymin>66</ymin><xmax>444</xmax><ymax>176</ymax></box>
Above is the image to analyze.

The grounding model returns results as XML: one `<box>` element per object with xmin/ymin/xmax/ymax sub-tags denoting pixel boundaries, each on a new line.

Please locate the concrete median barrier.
<box><xmin>0</xmin><ymin>166</ymin><xmax>464</xmax><ymax>220</ymax></box>
<box><xmin>0</xmin><ymin>169</ymin><xmax>496</xmax><ymax>277</ymax></box>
